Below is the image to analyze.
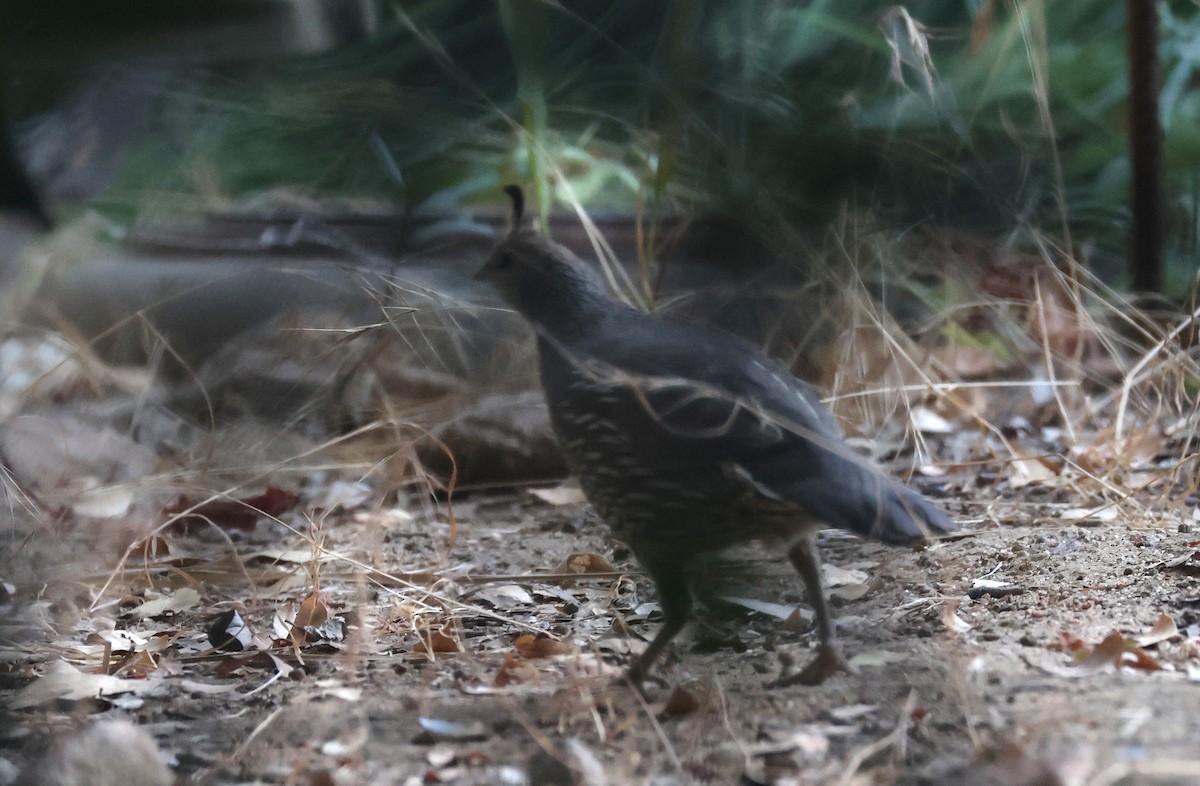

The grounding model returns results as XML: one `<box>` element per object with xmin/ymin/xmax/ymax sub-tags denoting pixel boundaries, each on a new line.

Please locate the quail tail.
<box><xmin>787</xmin><ymin>469</ymin><xmax>955</xmax><ymax>545</ymax></box>
<box><xmin>873</xmin><ymin>480</ymin><xmax>956</xmax><ymax>543</ymax></box>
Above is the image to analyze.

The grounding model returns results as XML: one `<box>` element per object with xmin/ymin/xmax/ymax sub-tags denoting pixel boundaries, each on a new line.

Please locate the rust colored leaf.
<box><xmin>135</xmin><ymin>536</ymin><xmax>171</xmax><ymax>560</ymax></box>
<box><xmin>493</xmin><ymin>653</ymin><xmax>537</xmax><ymax>687</ymax></box>
<box><xmin>164</xmin><ymin>485</ymin><xmax>299</xmax><ymax>531</ymax></box>
<box><xmin>1060</xmin><ymin>631</ymin><xmax>1089</xmax><ymax>654</ymax></box>
<box><xmin>112</xmin><ymin>649</ymin><xmax>159</xmax><ymax>679</ymax></box>
<box><xmin>1073</xmin><ymin>631</ymin><xmax>1164</xmax><ymax>673</ymax></box>
<box><xmin>414</xmin><ymin>627</ymin><xmax>461</xmax><ymax>655</ymax></box>
<box><xmin>661</xmin><ymin>685</ymin><xmax>700</xmax><ymax>717</ymax></box>
<box><xmin>513</xmin><ymin>634</ymin><xmax>569</xmax><ymax>658</ymax></box>
<box><xmin>214</xmin><ymin>652</ymin><xmax>278</xmax><ymax>678</ymax></box>
<box><xmin>307</xmin><ymin>771</ymin><xmax>336</xmax><ymax>786</ymax></box>
<box><xmin>290</xmin><ymin>592</ymin><xmax>330</xmax><ymax>646</ymax></box>
<box><xmin>554</xmin><ymin>552</ymin><xmax>615</xmax><ymax>576</ymax></box>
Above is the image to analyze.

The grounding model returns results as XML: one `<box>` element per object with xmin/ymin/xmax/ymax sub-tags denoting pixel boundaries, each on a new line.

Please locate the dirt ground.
<box><xmin>4</xmin><ymin>472</ymin><xmax>1200</xmax><ymax>786</ymax></box>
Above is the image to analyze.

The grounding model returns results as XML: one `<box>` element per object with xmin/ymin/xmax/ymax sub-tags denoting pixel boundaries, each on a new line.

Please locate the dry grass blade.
<box><xmin>837</xmin><ymin>690</ymin><xmax>918</xmax><ymax>784</ymax></box>
<box><xmin>1114</xmin><ymin>299</ymin><xmax>1200</xmax><ymax>444</ymax></box>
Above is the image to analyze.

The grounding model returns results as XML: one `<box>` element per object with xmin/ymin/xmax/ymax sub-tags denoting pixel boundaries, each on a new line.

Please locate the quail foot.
<box><xmin>476</xmin><ymin>185</ymin><xmax>956</xmax><ymax>687</ymax></box>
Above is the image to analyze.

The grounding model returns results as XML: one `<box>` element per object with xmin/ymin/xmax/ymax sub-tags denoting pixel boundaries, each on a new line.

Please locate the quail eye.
<box><xmin>495</xmin><ymin>252</ymin><xmax>513</xmax><ymax>270</ymax></box>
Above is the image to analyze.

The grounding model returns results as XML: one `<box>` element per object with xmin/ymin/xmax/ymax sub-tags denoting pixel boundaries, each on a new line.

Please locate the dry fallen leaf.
<box><xmin>243</xmin><ymin>547</ymin><xmax>336</xmax><ymax>565</ymax></box>
<box><xmin>1073</xmin><ymin>425</ymin><xmax>1165</xmax><ymax>475</ymax></box>
<box><xmin>165</xmin><ymin>485</ymin><xmax>299</xmax><ymax>531</ymax></box>
<box><xmin>136</xmin><ymin>535</ymin><xmax>171</xmax><ymax>560</ymax></box>
<box><xmin>514</xmin><ymin>633</ymin><xmax>569</xmax><ymax>658</ymax></box>
<box><xmin>1071</xmin><ymin>631</ymin><xmax>1164</xmax><ymax>674</ymax></box>
<box><xmin>293</xmin><ymin>592</ymin><xmax>330</xmax><ymax>633</ymax></box>
<box><xmin>132</xmin><ymin>587</ymin><xmax>201</xmax><ymax>620</ymax></box>
<box><xmin>968</xmin><ymin>577</ymin><xmax>1025</xmax><ymax>599</ymax></box>
<box><xmin>315</xmin><ymin>479</ymin><xmax>372</xmax><ymax>511</ymax></box>
<box><xmin>112</xmin><ymin>649</ymin><xmax>160</xmax><ymax>679</ymax></box>
<box><xmin>1007</xmin><ymin>452</ymin><xmax>1058</xmax><ymax>488</ymax></box>
<box><xmin>553</xmin><ymin>552</ymin><xmax>615</xmax><ymax>581</ymax></box>
<box><xmin>414</xmin><ymin>626</ymin><xmax>462</xmax><ymax>655</ymax></box>
<box><xmin>71</xmin><ymin>483</ymin><xmax>136</xmax><ymax>518</ymax></box>
<box><xmin>214</xmin><ymin>651</ymin><xmax>280</xmax><ymax>679</ymax></box>
<box><xmin>10</xmin><ymin>660</ymin><xmax>166</xmax><ymax>709</ymax></box>
<box><xmin>719</xmin><ymin>596</ymin><xmax>801</xmax><ymax>621</ymax></box>
<box><xmin>782</xmin><ymin>606</ymin><xmax>815</xmax><ymax>633</ymax></box>
<box><xmin>829</xmin><ymin>582</ymin><xmax>873</xmax><ymax>601</ymax></box>
<box><xmin>418</xmin><ymin>716</ymin><xmax>488</xmax><ymax>742</ymax></box>
<box><xmin>1135</xmin><ymin>613</ymin><xmax>1179</xmax><ymax>648</ymax></box>
<box><xmin>529</xmin><ymin>484</ymin><xmax>587</xmax><ymax>506</ymax></box>
<box><xmin>826</xmin><ymin>703</ymin><xmax>877</xmax><ymax>723</ymax></box>
<box><xmin>1161</xmin><ymin>550</ymin><xmax>1200</xmax><ymax>575</ymax></box>
<box><xmin>928</xmin><ymin>340</ymin><xmax>1009</xmax><ymax>377</ymax></box>
<box><xmin>941</xmin><ymin>601</ymin><xmax>973</xmax><ymax>635</ymax></box>
<box><xmin>822</xmin><ymin>564</ymin><xmax>870</xmax><ymax>587</ymax></box>
<box><xmin>661</xmin><ymin>685</ymin><xmax>700</xmax><ymax>717</ymax></box>
<box><xmin>494</xmin><ymin>653</ymin><xmax>539</xmax><ymax>687</ymax></box>
<box><xmin>427</xmin><ymin>745</ymin><xmax>457</xmax><ymax>768</ymax></box>
<box><xmin>847</xmin><ymin>650</ymin><xmax>907</xmax><ymax>669</ymax></box>
<box><xmin>485</xmin><ymin>584</ymin><xmax>536</xmax><ymax>606</ymax></box>
<box><xmin>271</xmin><ymin>594</ymin><xmax>333</xmax><ymax>645</ymax></box>
<box><xmin>910</xmin><ymin>406</ymin><xmax>955</xmax><ymax>434</ymax></box>
<box><xmin>1060</xmin><ymin>506</ymin><xmax>1119</xmax><ymax>523</ymax></box>
<box><xmin>271</xmin><ymin>591</ymin><xmax>335</xmax><ymax>646</ymax></box>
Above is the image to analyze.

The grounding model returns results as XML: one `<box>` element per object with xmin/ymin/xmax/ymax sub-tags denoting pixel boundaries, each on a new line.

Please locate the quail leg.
<box><xmin>768</xmin><ymin>537</ymin><xmax>854</xmax><ymax>687</ymax></box>
<box><xmin>624</xmin><ymin>562</ymin><xmax>692</xmax><ymax>686</ymax></box>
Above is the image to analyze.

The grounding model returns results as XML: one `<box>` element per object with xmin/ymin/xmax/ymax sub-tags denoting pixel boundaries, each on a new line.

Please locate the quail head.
<box><xmin>476</xmin><ymin>185</ymin><xmax>955</xmax><ymax>686</ymax></box>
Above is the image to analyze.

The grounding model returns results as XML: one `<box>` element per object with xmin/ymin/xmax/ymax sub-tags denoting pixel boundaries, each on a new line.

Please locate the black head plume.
<box><xmin>503</xmin><ymin>185</ymin><xmax>525</xmax><ymax>232</ymax></box>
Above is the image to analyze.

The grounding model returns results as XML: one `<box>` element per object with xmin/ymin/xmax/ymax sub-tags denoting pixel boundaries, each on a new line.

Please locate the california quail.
<box><xmin>476</xmin><ymin>185</ymin><xmax>955</xmax><ymax>686</ymax></box>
